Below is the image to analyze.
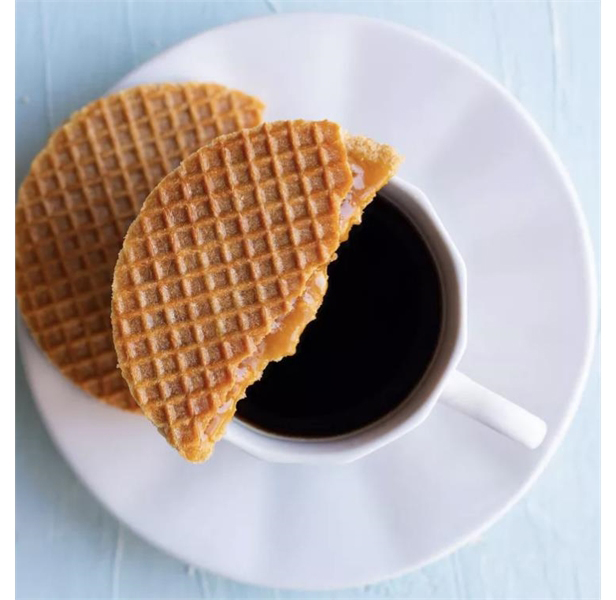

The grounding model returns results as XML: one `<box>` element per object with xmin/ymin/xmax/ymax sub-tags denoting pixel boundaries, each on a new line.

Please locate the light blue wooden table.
<box><xmin>16</xmin><ymin>2</ymin><xmax>600</xmax><ymax>598</ymax></box>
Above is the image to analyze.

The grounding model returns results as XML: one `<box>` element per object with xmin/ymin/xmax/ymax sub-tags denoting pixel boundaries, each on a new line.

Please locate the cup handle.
<box><xmin>440</xmin><ymin>371</ymin><xmax>547</xmax><ymax>449</ymax></box>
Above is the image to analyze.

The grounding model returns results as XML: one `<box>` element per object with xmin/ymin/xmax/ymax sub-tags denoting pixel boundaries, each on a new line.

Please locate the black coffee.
<box><xmin>235</xmin><ymin>194</ymin><xmax>443</xmax><ymax>438</ymax></box>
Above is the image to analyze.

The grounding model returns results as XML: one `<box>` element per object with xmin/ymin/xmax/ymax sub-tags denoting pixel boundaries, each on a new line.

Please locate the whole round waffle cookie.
<box><xmin>16</xmin><ymin>83</ymin><xmax>264</xmax><ymax>411</ymax></box>
<box><xmin>111</xmin><ymin>120</ymin><xmax>354</xmax><ymax>461</ymax></box>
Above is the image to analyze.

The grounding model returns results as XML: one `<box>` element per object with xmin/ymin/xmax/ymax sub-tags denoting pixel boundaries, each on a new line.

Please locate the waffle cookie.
<box><xmin>16</xmin><ymin>83</ymin><xmax>264</xmax><ymax>411</ymax></box>
<box><xmin>111</xmin><ymin>120</ymin><xmax>401</xmax><ymax>462</ymax></box>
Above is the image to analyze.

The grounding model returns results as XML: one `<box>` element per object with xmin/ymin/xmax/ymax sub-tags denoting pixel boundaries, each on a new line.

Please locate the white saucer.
<box><xmin>18</xmin><ymin>14</ymin><xmax>597</xmax><ymax>590</ymax></box>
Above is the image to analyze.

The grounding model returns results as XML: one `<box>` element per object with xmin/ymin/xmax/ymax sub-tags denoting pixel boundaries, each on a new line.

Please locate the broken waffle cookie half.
<box><xmin>16</xmin><ymin>83</ymin><xmax>264</xmax><ymax>411</ymax></box>
<box><xmin>111</xmin><ymin>120</ymin><xmax>402</xmax><ymax>461</ymax></box>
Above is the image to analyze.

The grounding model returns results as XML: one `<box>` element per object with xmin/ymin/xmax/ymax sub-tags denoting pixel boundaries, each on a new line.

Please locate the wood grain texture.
<box><xmin>16</xmin><ymin>1</ymin><xmax>600</xmax><ymax>598</ymax></box>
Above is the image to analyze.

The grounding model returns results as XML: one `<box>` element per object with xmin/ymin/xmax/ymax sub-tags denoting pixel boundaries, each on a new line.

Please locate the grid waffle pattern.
<box><xmin>16</xmin><ymin>83</ymin><xmax>264</xmax><ymax>410</ymax></box>
<box><xmin>111</xmin><ymin>120</ymin><xmax>353</xmax><ymax>461</ymax></box>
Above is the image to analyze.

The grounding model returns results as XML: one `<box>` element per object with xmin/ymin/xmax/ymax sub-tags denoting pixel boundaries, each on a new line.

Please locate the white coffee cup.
<box><xmin>226</xmin><ymin>177</ymin><xmax>547</xmax><ymax>464</ymax></box>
